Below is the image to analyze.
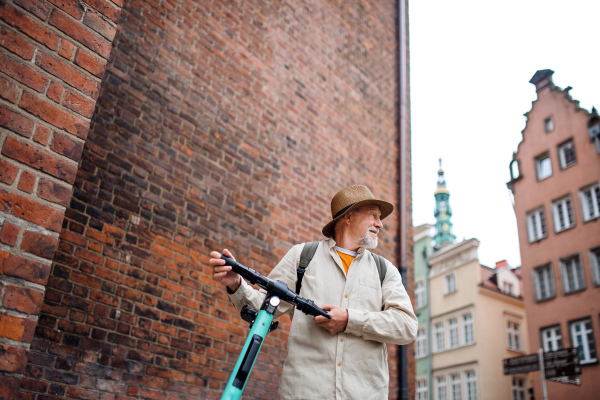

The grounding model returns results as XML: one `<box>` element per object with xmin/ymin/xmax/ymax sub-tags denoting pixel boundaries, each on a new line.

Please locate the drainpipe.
<box><xmin>397</xmin><ymin>0</ymin><xmax>410</xmax><ymax>399</ymax></box>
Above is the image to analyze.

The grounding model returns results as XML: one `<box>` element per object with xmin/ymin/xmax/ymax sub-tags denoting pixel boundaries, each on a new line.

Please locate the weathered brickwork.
<box><xmin>7</xmin><ymin>1</ymin><xmax>412</xmax><ymax>399</ymax></box>
<box><xmin>0</xmin><ymin>0</ymin><xmax>123</xmax><ymax>398</ymax></box>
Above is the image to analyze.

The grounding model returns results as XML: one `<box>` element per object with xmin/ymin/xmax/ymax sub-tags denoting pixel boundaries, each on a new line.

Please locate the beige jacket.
<box><xmin>227</xmin><ymin>239</ymin><xmax>417</xmax><ymax>400</ymax></box>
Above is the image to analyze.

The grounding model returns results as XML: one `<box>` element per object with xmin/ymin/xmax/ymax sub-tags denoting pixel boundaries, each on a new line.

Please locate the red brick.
<box><xmin>83</xmin><ymin>0</ymin><xmax>121</xmax><ymax>23</ymax></box>
<box><xmin>32</xmin><ymin>124</ymin><xmax>51</xmax><ymax>145</ymax></box>
<box><xmin>63</xmin><ymin>90</ymin><xmax>95</xmax><ymax>118</ymax></box>
<box><xmin>17</xmin><ymin>170</ymin><xmax>36</xmax><ymax>193</ymax></box>
<box><xmin>47</xmin><ymin>81</ymin><xmax>63</xmax><ymax>103</ymax></box>
<box><xmin>0</xmin><ymin>52</ymin><xmax>48</xmax><ymax>93</ymax></box>
<box><xmin>0</xmin><ymin>251</ymin><xmax>50</xmax><ymax>285</ymax></box>
<box><xmin>47</xmin><ymin>0</ymin><xmax>84</xmax><ymax>19</ymax></box>
<box><xmin>0</xmin><ymin>221</ymin><xmax>20</xmax><ymax>246</ymax></box>
<box><xmin>59</xmin><ymin>38</ymin><xmax>75</xmax><ymax>59</ymax></box>
<box><xmin>0</xmin><ymin>105</ymin><xmax>35</xmax><ymax>137</ymax></box>
<box><xmin>0</xmin><ymin>313</ymin><xmax>37</xmax><ymax>342</ymax></box>
<box><xmin>3</xmin><ymin>284</ymin><xmax>45</xmax><ymax>314</ymax></box>
<box><xmin>0</xmin><ymin>343</ymin><xmax>29</xmax><ymax>373</ymax></box>
<box><xmin>21</xmin><ymin>230</ymin><xmax>59</xmax><ymax>259</ymax></box>
<box><xmin>50</xmin><ymin>131</ymin><xmax>84</xmax><ymax>162</ymax></box>
<box><xmin>35</xmin><ymin>51</ymin><xmax>100</xmax><ymax>100</ymax></box>
<box><xmin>59</xmin><ymin>229</ymin><xmax>87</xmax><ymax>246</ymax></box>
<box><xmin>48</xmin><ymin>9</ymin><xmax>111</xmax><ymax>59</ymax></box>
<box><xmin>0</xmin><ymin>75</ymin><xmax>20</xmax><ymax>103</ymax></box>
<box><xmin>2</xmin><ymin>135</ymin><xmax>78</xmax><ymax>184</ymax></box>
<box><xmin>74</xmin><ymin>48</ymin><xmax>106</xmax><ymax>79</ymax></box>
<box><xmin>83</xmin><ymin>9</ymin><xmax>116</xmax><ymax>41</ymax></box>
<box><xmin>0</xmin><ymin>4</ymin><xmax>60</xmax><ymax>50</ymax></box>
<box><xmin>37</xmin><ymin>177</ymin><xmax>72</xmax><ymax>207</ymax></box>
<box><xmin>0</xmin><ymin>376</ymin><xmax>21</xmax><ymax>400</ymax></box>
<box><xmin>14</xmin><ymin>0</ymin><xmax>51</xmax><ymax>21</ymax></box>
<box><xmin>0</xmin><ymin>159</ymin><xmax>20</xmax><ymax>184</ymax></box>
<box><xmin>18</xmin><ymin>91</ymin><xmax>90</xmax><ymax>139</ymax></box>
<box><xmin>0</xmin><ymin>26</ymin><xmax>36</xmax><ymax>60</ymax></box>
<box><xmin>0</xmin><ymin>188</ymin><xmax>64</xmax><ymax>233</ymax></box>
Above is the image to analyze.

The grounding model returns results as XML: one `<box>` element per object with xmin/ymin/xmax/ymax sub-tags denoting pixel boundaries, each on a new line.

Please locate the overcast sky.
<box><xmin>409</xmin><ymin>0</ymin><xmax>600</xmax><ymax>268</ymax></box>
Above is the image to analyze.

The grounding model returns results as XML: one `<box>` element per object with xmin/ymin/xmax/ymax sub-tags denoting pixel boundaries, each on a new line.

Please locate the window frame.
<box><xmin>415</xmin><ymin>279</ymin><xmax>426</xmax><ymax>309</ymax></box>
<box><xmin>463</xmin><ymin>313</ymin><xmax>474</xmax><ymax>345</ymax></box>
<box><xmin>589</xmin><ymin>246</ymin><xmax>600</xmax><ymax>287</ymax></box>
<box><xmin>416</xmin><ymin>378</ymin><xmax>428</xmax><ymax>400</ymax></box>
<box><xmin>444</xmin><ymin>273</ymin><xmax>457</xmax><ymax>295</ymax></box>
<box><xmin>511</xmin><ymin>377</ymin><xmax>526</xmax><ymax>400</ymax></box>
<box><xmin>551</xmin><ymin>195</ymin><xmax>575</xmax><ymax>233</ymax></box>
<box><xmin>416</xmin><ymin>326</ymin><xmax>428</xmax><ymax>359</ymax></box>
<box><xmin>540</xmin><ymin>324</ymin><xmax>563</xmax><ymax>352</ymax></box>
<box><xmin>448</xmin><ymin>318</ymin><xmax>459</xmax><ymax>349</ymax></box>
<box><xmin>526</xmin><ymin>207</ymin><xmax>547</xmax><ymax>243</ymax></box>
<box><xmin>559</xmin><ymin>253</ymin><xmax>586</xmax><ymax>294</ymax></box>
<box><xmin>544</xmin><ymin>116</ymin><xmax>554</xmax><ymax>133</ymax></box>
<box><xmin>532</xmin><ymin>263</ymin><xmax>556</xmax><ymax>302</ymax></box>
<box><xmin>507</xmin><ymin>319</ymin><xmax>522</xmax><ymax>352</ymax></box>
<box><xmin>535</xmin><ymin>152</ymin><xmax>553</xmax><ymax>181</ymax></box>
<box><xmin>557</xmin><ymin>138</ymin><xmax>577</xmax><ymax>169</ymax></box>
<box><xmin>434</xmin><ymin>322</ymin><xmax>445</xmax><ymax>353</ymax></box>
<box><xmin>569</xmin><ymin>318</ymin><xmax>598</xmax><ymax>365</ymax></box>
<box><xmin>579</xmin><ymin>181</ymin><xmax>600</xmax><ymax>222</ymax></box>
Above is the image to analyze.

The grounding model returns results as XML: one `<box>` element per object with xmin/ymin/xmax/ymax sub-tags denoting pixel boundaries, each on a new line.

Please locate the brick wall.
<box><xmin>6</xmin><ymin>1</ymin><xmax>412</xmax><ymax>399</ymax></box>
<box><xmin>0</xmin><ymin>0</ymin><xmax>122</xmax><ymax>398</ymax></box>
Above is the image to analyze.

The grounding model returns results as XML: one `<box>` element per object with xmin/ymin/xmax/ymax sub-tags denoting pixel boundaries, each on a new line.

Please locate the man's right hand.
<box><xmin>209</xmin><ymin>249</ymin><xmax>242</xmax><ymax>293</ymax></box>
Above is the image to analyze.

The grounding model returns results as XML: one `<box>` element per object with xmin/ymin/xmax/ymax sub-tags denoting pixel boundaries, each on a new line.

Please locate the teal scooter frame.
<box><xmin>217</xmin><ymin>254</ymin><xmax>330</xmax><ymax>400</ymax></box>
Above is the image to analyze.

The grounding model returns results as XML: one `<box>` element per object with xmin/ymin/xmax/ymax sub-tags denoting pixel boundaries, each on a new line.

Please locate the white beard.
<box><xmin>358</xmin><ymin>228</ymin><xmax>378</xmax><ymax>249</ymax></box>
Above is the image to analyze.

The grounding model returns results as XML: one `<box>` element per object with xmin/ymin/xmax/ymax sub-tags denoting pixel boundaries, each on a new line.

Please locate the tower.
<box><xmin>433</xmin><ymin>159</ymin><xmax>456</xmax><ymax>247</ymax></box>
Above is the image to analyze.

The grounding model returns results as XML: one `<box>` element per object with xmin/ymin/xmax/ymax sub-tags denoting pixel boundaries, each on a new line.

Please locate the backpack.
<box><xmin>295</xmin><ymin>241</ymin><xmax>387</xmax><ymax>294</ymax></box>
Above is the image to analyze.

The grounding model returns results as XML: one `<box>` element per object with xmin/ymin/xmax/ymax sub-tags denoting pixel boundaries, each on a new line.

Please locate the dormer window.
<box><xmin>544</xmin><ymin>116</ymin><xmax>554</xmax><ymax>133</ymax></box>
<box><xmin>557</xmin><ymin>139</ymin><xmax>576</xmax><ymax>169</ymax></box>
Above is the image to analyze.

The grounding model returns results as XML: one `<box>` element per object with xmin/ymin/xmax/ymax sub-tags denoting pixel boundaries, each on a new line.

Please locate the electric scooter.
<box><xmin>217</xmin><ymin>254</ymin><xmax>330</xmax><ymax>400</ymax></box>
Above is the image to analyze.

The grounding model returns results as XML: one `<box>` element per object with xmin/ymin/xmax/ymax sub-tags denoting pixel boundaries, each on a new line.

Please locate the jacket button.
<box><xmin>338</xmin><ymin>362</ymin><xmax>342</xmax><ymax>366</ymax></box>
<box><xmin>344</xmin><ymin>294</ymin><xmax>348</xmax><ymax>298</ymax></box>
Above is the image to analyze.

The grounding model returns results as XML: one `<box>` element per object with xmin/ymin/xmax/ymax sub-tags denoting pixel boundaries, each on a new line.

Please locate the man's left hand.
<box><xmin>314</xmin><ymin>305</ymin><xmax>348</xmax><ymax>334</ymax></box>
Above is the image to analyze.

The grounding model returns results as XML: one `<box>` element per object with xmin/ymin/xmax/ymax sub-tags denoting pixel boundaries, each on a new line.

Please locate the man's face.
<box><xmin>349</xmin><ymin>205</ymin><xmax>383</xmax><ymax>249</ymax></box>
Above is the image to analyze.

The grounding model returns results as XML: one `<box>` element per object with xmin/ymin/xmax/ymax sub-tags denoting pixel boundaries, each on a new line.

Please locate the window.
<box><xmin>448</xmin><ymin>318</ymin><xmax>459</xmax><ymax>349</ymax></box>
<box><xmin>445</xmin><ymin>273</ymin><xmax>456</xmax><ymax>294</ymax></box>
<box><xmin>557</xmin><ymin>139</ymin><xmax>576</xmax><ymax>169</ymax></box>
<box><xmin>503</xmin><ymin>282</ymin><xmax>514</xmax><ymax>296</ymax></box>
<box><xmin>570</xmin><ymin>319</ymin><xmax>597</xmax><ymax>364</ymax></box>
<box><xmin>465</xmin><ymin>371</ymin><xmax>477</xmax><ymax>400</ymax></box>
<box><xmin>551</xmin><ymin>196</ymin><xmax>575</xmax><ymax>232</ymax></box>
<box><xmin>541</xmin><ymin>325</ymin><xmax>563</xmax><ymax>352</ymax></box>
<box><xmin>511</xmin><ymin>377</ymin><xmax>526</xmax><ymax>400</ymax></box>
<box><xmin>580</xmin><ymin>182</ymin><xmax>600</xmax><ymax>221</ymax></box>
<box><xmin>559</xmin><ymin>254</ymin><xmax>585</xmax><ymax>294</ymax></box>
<box><xmin>590</xmin><ymin>247</ymin><xmax>600</xmax><ymax>286</ymax></box>
<box><xmin>416</xmin><ymin>379</ymin><xmax>428</xmax><ymax>400</ymax></box>
<box><xmin>415</xmin><ymin>280</ymin><xmax>425</xmax><ymax>309</ymax></box>
<box><xmin>463</xmin><ymin>314</ymin><xmax>474</xmax><ymax>345</ymax></box>
<box><xmin>436</xmin><ymin>376</ymin><xmax>447</xmax><ymax>400</ymax></box>
<box><xmin>434</xmin><ymin>323</ymin><xmax>445</xmax><ymax>352</ymax></box>
<box><xmin>544</xmin><ymin>116</ymin><xmax>554</xmax><ymax>132</ymax></box>
<box><xmin>416</xmin><ymin>326</ymin><xmax>428</xmax><ymax>359</ymax></box>
<box><xmin>533</xmin><ymin>264</ymin><xmax>555</xmax><ymax>301</ymax></box>
<box><xmin>526</xmin><ymin>207</ymin><xmax>547</xmax><ymax>242</ymax></box>
<box><xmin>450</xmin><ymin>374</ymin><xmax>461</xmax><ymax>400</ymax></box>
<box><xmin>507</xmin><ymin>321</ymin><xmax>521</xmax><ymax>351</ymax></box>
<box><xmin>535</xmin><ymin>153</ymin><xmax>552</xmax><ymax>181</ymax></box>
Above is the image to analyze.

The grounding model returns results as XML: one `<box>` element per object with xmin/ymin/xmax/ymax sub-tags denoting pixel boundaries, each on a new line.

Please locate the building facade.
<box><xmin>508</xmin><ymin>70</ymin><xmax>600</xmax><ymax>398</ymax></box>
<box><xmin>429</xmin><ymin>240</ymin><xmax>529</xmax><ymax>400</ymax></box>
<box><xmin>0</xmin><ymin>1</ymin><xmax>414</xmax><ymax>399</ymax></box>
<box><xmin>414</xmin><ymin>223</ymin><xmax>434</xmax><ymax>399</ymax></box>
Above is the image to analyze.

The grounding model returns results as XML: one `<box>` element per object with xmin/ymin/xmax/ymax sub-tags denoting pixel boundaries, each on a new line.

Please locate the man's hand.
<box><xmin>314</xmin><ymin>305</ymin><xmax>348</xmax><ymax>335</ymax></box>
<box><xmin>209</xmin><ymin>249</ymin><xmax>242</xmax><ymax>293</ymax></box>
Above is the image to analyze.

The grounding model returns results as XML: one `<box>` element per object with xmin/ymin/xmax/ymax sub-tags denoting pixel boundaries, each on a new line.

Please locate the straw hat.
<box><xmin>322</xmin><ymin>185</ymin><xmax>394</xmax><ymax>237</ymax></box>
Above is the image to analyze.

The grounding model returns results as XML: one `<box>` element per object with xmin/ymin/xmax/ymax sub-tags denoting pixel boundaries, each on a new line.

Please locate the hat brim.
<box><xmin>322</xmin><ymin>199</ymin><xmax>394</xmax><ymax>237</ymax></box>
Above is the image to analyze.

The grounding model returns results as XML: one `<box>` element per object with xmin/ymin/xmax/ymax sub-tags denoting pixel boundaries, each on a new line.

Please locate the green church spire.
<box><xmin>433</xmin><ymin>158</ymin><xmax>456</xmax><ymax>248</ymax></box>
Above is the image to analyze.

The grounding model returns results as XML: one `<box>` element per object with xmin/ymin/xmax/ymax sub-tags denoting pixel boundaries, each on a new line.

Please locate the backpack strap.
<box><xmin>296</xmin><ymin>241</ymin><xmax>320</xmax><ymax>294</ymax></box>
<box><xmin>372</xmin><ymin>254</ymin><xmax>387</xmax><ymax>286</ymax></box>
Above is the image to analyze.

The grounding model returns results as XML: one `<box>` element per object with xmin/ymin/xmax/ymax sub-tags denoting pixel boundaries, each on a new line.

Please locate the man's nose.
<box><xmin>374</xmin><ymin>218</ymin><xmax>383</xmax><ymax>229</ymax></box>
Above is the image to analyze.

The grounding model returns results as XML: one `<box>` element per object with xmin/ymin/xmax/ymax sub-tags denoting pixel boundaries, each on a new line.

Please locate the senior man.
<box><xmin>210</xmin><ymin>184</ymin><xmax>417</xmax><ymax>400</ymax></box>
